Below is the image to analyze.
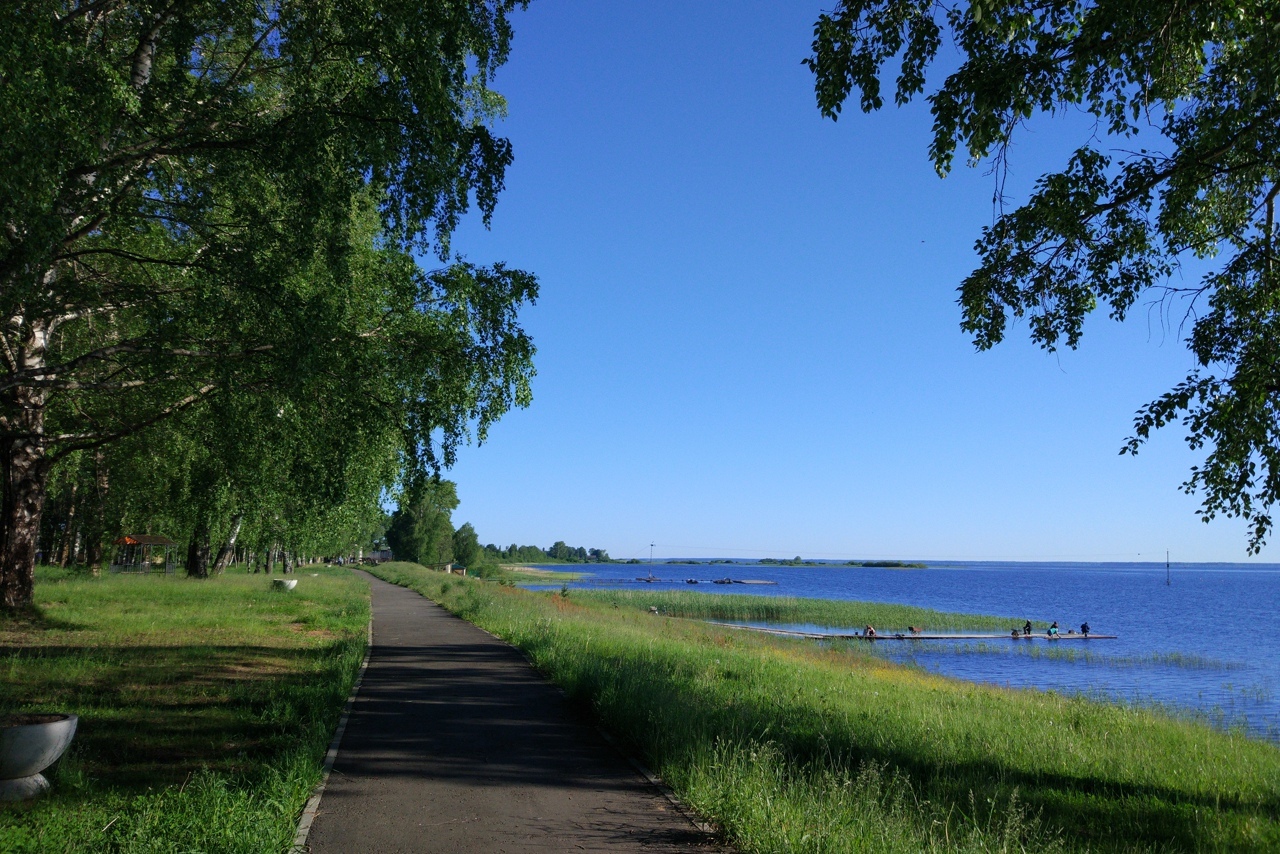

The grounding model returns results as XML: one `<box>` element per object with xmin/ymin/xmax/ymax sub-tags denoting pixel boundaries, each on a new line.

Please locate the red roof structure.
<box><xmin>111</xmin><ymin>534</ymin><xmax>178</xmax><ymax>573</ymax></box>
<box><xmin>113</xmin><ymin>534</ymin><xmax>177</xmax><ymax>546</ymax></box>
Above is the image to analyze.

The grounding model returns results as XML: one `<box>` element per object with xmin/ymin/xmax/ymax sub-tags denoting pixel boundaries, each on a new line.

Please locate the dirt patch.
<box><xmin>288</xmin><ymin>622</ymin><xmax>337</xmax><ymax>640</ymax></box>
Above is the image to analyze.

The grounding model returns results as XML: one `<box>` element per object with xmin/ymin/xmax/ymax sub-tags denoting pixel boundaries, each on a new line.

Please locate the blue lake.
<box><xmin>525</xmin><ymin>561</ymin><xmax>1280</xmax><ymax>742</ymax></box>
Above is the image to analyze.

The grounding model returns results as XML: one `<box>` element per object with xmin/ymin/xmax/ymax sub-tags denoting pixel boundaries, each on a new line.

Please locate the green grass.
<box><xmin>0</xmin><ymin>564</ymin><xmax>368</xmax><ymax>853</ymax></box>
<box><xmin>370</xmin><ymin>562</ymin><xmax>1280</xmax><ymax>853</ymax></box>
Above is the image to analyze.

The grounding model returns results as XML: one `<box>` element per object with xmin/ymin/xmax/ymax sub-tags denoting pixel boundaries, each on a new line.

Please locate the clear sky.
<box><xmin>441</xmin><ymin>0</ymin><xmax>1263</xmax><ymax>563</ymax></box>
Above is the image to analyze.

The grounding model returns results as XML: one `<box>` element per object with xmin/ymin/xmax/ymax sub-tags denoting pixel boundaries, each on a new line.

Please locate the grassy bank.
<box><xmin>371</xmin><ymin>562</ymin><xmax>1280</xmax><ymax>853</ymax></box>
<box><xmin>0</xmin><ymin>565</ymin><xmax>368</xmax><ymax>854</ymax></box>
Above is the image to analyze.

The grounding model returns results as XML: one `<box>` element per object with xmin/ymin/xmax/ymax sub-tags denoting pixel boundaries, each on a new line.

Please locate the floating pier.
<box><xmin>716</xmin><ymin>624</ymin><xmax>1116</xmax><ymax>641</ymax></box>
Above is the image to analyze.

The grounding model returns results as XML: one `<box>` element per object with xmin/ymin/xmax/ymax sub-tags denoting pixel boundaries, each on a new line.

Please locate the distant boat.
<box><xmin>713</xmin><ymin>577</ymin><xmax>733</xmax><ymax>584</ymax></box>
<box><xmin>685</xmin><ymin>578</ymin><xmax>699</xmax><ymax>584</ymax></box>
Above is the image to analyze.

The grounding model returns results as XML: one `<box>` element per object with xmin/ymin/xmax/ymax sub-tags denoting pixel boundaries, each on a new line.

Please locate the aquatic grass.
<box><xmin>883</xmin><ymin>641</ymin><xmax>1240</xmax><ymax>670</ymax></box>
<box><xmin>498</xmin><ymin>565</ymin><xmax>586</xmax><ymax>582</ymax></box>
<box><xmin>572</xmin><ymin>589</ymin><xmax>1014</xmax><ymax>631</ymax></box>
<box><xmin>371</xmin><ymin>562</ymin><xmax>1280</xmax><ymax>853</ymax></box>
<box><xmin>0</xmin><ymin>564</ymin><xmax>368</xmax><ymax>853</ymax></box>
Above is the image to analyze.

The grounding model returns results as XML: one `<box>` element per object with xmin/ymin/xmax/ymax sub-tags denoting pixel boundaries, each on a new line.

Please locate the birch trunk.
<box><xmin>1</xmin><ymin>431</ymin><xmax>50</xmax><ymax>609</ymax></box>
<box><xmin>57</xmin><ymin>481</ymin><xmax>79</xmax><ymax>568</ymax></box>
<box><xmin>87</xmin><ymin>450</ymin><xmax>108</xmax><ymax>577</ymax></box>
<box><xmin>211</xmin><ymin>513</ymin><xmax>243</xmax><ymax>574</ymax></box>
<box><xmin>1</xmin><ymin>321</ymin><xmax>52</xmax><ymax>609</ymax></box>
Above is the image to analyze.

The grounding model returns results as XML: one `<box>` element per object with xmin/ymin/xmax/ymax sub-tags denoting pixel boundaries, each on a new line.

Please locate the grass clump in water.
<box><xmin>574</xmin><ymin>589</ymin><xmax>1012</xmax><ymax>631</ymax></box>
<box><xmin>0</xmin><ymin>564</ymin><xmax>368</xmax><ymax>853</ymax></box>
<box><xmin>371</xmin><ymin>562</ymin><xmax>1280</xmax><ymax>853</ymax></box>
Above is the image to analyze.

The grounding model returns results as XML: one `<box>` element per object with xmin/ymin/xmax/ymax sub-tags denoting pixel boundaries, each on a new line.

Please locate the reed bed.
<box><xmin>571</xmin><ymin>588</ymin><xmax>1015</xmax><ymax>630</ymax></box>
<box><xmin>894</xmin><ymin>641</ymin><xmax>1239</xmax><ymax>670</ymax></box>
<box><xmin>0</xmin><ymin>565</ymin><xmax>368</xmax><ymax>853</ymax></box>
<box><xmin>373</xmin><ymin>562</ymin><xmax>1280</xmax><ymax>853</ymax></box>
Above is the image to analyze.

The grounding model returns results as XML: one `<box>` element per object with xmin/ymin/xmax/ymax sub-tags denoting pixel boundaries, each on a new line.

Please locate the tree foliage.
<box><xmin>452</xmin><ymin>522</ymin><xmax>482</xmax><ymax>570</ymax></box>
<box><xmin>386</xmin><ymin>479</ymin><xmax>458</xmax><ymax>567</ymax></box>
<box><xmin>808</xmin><ymin>0</ymin><xmax>1280</xmax><ymax>550</ymax></box>
<box><xmin>1</xmin><ymin>0</ymin><xmax>535</xmax><ymax>606</ymax></box>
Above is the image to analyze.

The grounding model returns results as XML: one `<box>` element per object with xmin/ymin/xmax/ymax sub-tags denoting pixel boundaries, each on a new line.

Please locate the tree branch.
<box><xmin>44</xmin><ymin>382</ymin><xmax>219</xmax><ymax>460</ymax></box>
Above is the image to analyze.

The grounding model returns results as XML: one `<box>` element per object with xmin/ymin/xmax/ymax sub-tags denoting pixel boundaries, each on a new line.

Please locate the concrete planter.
<box><xmin>0</xmin><ymin>714</ymin><xmax>78</xmax><ymax>801</ymax></box>
<box><xmin>271</xmin><ymin>578</ymin><xmax>298</xmax><ymax>591</ymax></box>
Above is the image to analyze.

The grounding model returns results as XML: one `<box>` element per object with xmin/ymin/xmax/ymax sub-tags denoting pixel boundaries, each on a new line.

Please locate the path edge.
<box><xmin>460</xmin><ymin>607</ymin><xmax>720</xmax><ymax>840</ymax></box>
<box><xmin>290</xmin><ymin>594</ymin><xmax>374</xmax><ymax>853</ymax></box>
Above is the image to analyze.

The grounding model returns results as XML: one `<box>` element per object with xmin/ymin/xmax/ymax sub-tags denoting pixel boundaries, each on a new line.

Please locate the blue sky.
<box><xmin>442</xmin><ymin>1</ymin><xmax>1262</xmax><ymax>563</ymax></box>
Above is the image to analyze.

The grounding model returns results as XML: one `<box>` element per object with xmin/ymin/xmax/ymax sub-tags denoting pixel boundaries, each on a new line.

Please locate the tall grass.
<box><xmin>372</xmin><ymin>562</ymin><xmax>1280</xmax><ymax>853</ymax></box>
<box><xmin>0</xmin><ymin>565</ymin><xmax>368</xmax><ymax>853</ymax></box>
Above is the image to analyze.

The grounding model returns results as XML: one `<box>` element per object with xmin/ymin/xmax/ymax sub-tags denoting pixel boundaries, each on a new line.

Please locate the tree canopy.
<box><xmin>386</xmin><ymin>479</ymin><xmax>459</xmax><ymax>567</ymax></box>
<box><xmin>808</xmin><ymin>0</ymin><xmax>1280</xmax><ymax>550</ymax></box>
<box><xmin>1</xmin><ymin>1</ymin><xmax>535</xmax><ymax>606</ymax></box>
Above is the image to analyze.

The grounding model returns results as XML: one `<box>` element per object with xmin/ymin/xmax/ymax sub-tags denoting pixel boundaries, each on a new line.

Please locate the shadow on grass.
<box><xmin>0</xmin><ymin>640</ymin><xmax>361</xmax><ymax>792</ymax></box>
<box><xmin>0</xmin><ymin>604</ymin><xmax>87</xmax><ymax>633</ymax></box>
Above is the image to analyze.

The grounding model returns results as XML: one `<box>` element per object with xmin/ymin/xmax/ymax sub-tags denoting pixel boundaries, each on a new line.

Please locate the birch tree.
<box><xmin>1</xmin><ymin>0</ymin><xmax>534</xmax><ymax>607</ymax></box>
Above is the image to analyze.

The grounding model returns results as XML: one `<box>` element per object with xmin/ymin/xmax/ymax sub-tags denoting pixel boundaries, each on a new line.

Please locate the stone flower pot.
<box><xmin>271</xmin><ymin>578</ymin><xmax>298</xmax><ymax>591</ymax></box>
<box><xmin>0</xmin><ymin>714</ymin><xmax>78</xmax><ymax>801</ymax></box>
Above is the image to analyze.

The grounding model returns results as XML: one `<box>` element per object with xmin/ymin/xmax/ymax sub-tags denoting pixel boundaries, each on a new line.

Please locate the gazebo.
<box><xmin>110</xmin><ymin>535</ymin><xmax>178</xmax><ymax>574</ymax></box>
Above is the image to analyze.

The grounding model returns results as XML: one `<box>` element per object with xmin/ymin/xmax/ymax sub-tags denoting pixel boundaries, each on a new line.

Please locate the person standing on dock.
<box><xmin>1022</xmin><ymin>620</ymin><xmax>1032</xmax><ymax>637</ymax></box>
<box><xmin>1080</xmin><ymin>621</ymin><xmax>1090</xmax><ymax>637</ymax></box>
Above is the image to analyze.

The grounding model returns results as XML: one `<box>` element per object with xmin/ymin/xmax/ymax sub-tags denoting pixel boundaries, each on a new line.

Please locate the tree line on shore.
<box><xmin>384</xmin><ymin>478</ymin><xmax>610</xmax><ymax>572</ymax></box>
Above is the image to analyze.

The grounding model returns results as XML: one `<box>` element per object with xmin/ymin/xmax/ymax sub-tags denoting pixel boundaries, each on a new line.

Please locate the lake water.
<box><xmin>525</xmin><ymin>561</ymin><xmax>1280</xmax><ymax>742</ymax></box>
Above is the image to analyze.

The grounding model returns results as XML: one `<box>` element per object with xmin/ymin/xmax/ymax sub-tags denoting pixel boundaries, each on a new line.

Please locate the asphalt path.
<box><xmin>304</xmin><ymin>571</ymin><xmax>726</xmax><ymax>853</ymax></box>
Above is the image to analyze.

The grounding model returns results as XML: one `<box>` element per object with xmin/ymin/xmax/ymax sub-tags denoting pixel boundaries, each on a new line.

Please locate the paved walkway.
<box><xmin>305</xmin><ymin>571</ymin><xmax>725</xmax><ymax>853</ymax></box>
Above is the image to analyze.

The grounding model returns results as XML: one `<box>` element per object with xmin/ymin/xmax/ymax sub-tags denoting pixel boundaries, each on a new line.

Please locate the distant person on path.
<box><xmin>1023</xmin><ymin>620</ymin><xmax>1032</xmax><ymax>637</ymax></box>
<box><xmin>864</xmin><ymin>625</ymin><xmax>876</xmax><ymax>639</ymax></box>
<box><xmin>1048</xmin><ymin>621</ymin><xmax>1059</xmax><ymax>637</ymax></box>
<box><xmin>1081</xmin><ymin>621</ymin><xmax>1090</xmax><ymax>637</ymax></box>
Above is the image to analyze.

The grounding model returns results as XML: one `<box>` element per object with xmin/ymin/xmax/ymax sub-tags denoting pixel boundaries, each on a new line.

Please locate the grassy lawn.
<box><xmin>370</xmin><ymin>562</ymin><xmax>1280</xmax><ymax>853</ymax></box>
<box><xmin>0</xmin><ymin>565</ymin><xmax>368</xmax><ymax>854</ymax></box>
